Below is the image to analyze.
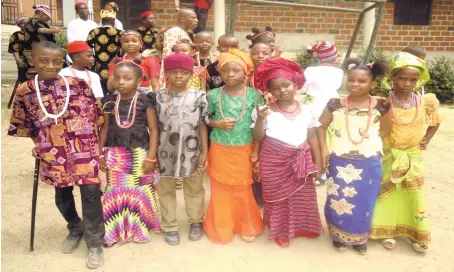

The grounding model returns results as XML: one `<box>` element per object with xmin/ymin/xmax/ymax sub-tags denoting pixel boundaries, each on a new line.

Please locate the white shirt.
<box><xmin>67</xmin><ymin>18</ymin><xmax>98</xmax><ymax>42</ymax></box>
<box><xmin>251</xmin><ymin>102</ymin><xmax>320</xmax><ymax>147</ymax></box>
<box><xmin>59</xmin><ymin>67</ymin><xmax>104</xmax><ymax>99</ymax></box>
<box><xmin>98</xmin><ymin>19</ymin><xmax>123</xmax><ymax>30</ymax></box>
<box><xmin>301</xmin><ymin>65</ymin><xmax>344</xmax><ymax>118</ymax></box>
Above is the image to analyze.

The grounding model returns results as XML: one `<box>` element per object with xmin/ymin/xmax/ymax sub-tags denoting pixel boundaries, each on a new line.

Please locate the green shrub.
<box><xmin>55</xmin><ymin>31</ymin><xmax>68</xmax><ymax>56</ymax></box>
<box><xmin>426</xmin><ymin>56</ymin><xmax>454</xmax><ymax>104</ymax></box>
<box><xmin>296</xmin><ymin>49</ymin><xmax>318</xmax><ymax>69</ymax></box>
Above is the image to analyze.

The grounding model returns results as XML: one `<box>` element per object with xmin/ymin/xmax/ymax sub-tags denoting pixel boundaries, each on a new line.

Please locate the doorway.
<box><xmin>102</xmin><ymin>0</ymin><xmax>150</xmax><ymax>29</ymax></box>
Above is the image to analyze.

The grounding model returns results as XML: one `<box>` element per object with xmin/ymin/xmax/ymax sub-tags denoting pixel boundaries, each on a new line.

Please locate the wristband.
<box><xmin>144</xmin><ymin>157</ymin><xmax>157</xmax><ymax>163</ymax></box>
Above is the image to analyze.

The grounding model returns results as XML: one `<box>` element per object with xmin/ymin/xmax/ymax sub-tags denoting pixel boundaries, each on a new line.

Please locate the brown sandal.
<box><xmin>381</xmin><ymin>239</ymin><xmax>396</xmax><ymax>250</ymax></box>
<box><xmin>407</xmin><ymin>239</ymin><xmax>428</xmax><ymax>253</ymax></box>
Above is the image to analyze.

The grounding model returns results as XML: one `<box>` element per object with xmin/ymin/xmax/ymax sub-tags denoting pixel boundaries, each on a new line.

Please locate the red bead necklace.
<box><xmin>274</xmin><ymin>100</ymin><xmax>300</xmax><ymax>115</ymax></box>
<box><xmin>115</xmin><ymin>91</ymin><xmax>139</xmax><ymax>129</ymax></box>
<box><xmin>219</xmin><ymin>85</ymin><xmax>247</xmax><ymax>121</ymax></box>
<box><xmin>345</xmin><ymin>95</ymin><xmax>372</xmax><ymax>145</ymax></box>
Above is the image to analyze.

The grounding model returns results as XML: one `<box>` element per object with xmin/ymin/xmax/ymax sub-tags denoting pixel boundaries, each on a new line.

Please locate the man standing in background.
<box><xmin>194</xmin><ymin>0</ymin><xmax>213</xmax><ymax>33</ymax></box>
<box><xmin>67</xmin><ymin>2</ymin><xmax>98</xmax><ymax>63</ymax></box>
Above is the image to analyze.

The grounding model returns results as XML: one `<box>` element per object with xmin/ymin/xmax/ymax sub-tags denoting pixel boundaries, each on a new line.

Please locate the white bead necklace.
<box><xmin>34</xmin><ymin>74</ymin><xmax>71</xmax><ymax>124</ymax></box>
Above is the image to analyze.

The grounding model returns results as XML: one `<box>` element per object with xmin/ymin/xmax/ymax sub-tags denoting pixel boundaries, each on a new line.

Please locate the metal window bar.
<box><xmin>1</xmin><ymin>0</ymin><xmax>20</xmax><ymax>24</ymax></box>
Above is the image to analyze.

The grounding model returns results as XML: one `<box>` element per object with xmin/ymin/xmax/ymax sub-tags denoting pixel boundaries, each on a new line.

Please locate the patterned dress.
<box><xmin>8</xmin><ymin>77</ymin><xmax>102</xmax><ymax>187</ymax></box>
<box><xmin>102</xmin><ymin>92</ymin><xmax>161</xmax><ymax>244</ymax></box>
<box><xmin>86</xmin><ymin>27</ymin><xmax>124</xmax><ymax>94</ymax></box>
<box><xmin>324</xmin><ymin>98</ymin><xmax>390</xmax><ymax>245</ymax></box>
<box><xmin>108</xmin><ymin>56</ymin><xmax>160</xmax><ymax>89</ymax></box>
<box><xmin>136</xmin><ymin>25</ymin><xmax>159</xmax><ymax>50</ymax></box>
<box><xmin>8</xmin><ymin>31</ymin><xmax>28</xmax><ymax>82</ymax></box>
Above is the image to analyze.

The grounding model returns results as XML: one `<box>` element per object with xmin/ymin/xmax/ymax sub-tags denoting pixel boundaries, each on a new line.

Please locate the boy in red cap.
<box><xmin>8</xmin><ymin>41</ymin><xmax>105</xmax><ymax>268</ymax></box>
<box><xmin>60</xmin><ymin>41</ymin><xmax>104</xmax><ymax>99</ymax></box>
<box><xmin>156</xmin><ymin>53</ymin><xmax>208</xmax><ymax>246</ymax></box>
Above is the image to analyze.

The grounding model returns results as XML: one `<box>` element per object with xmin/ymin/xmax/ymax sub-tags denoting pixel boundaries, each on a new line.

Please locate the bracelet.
<box><xmin>99</xmin><ymin>155</ymin><xmax>105</xmax><ymax>159</ymax></box>
<box><xmin>144</xmin><ymin>157</ymin><xmax>157</xmax><ymax>163</ymax></box>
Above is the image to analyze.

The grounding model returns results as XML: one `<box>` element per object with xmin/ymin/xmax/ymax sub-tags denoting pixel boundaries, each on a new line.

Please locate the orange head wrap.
<box><xmin>218</xmin><ymin>49</ymin><xmax>253</xmax><ymax>74</ymax></box>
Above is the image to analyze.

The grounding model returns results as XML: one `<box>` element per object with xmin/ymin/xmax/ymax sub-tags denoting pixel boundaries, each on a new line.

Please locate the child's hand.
<box><xmin>53</xmin><ymin>27</ymin><xmax>60</xmax><ymax>34</ymax></box>
<box><xmin>250</xmin><ymin>151</ymin><xmax>259</xmax><ymax>165</ymax></box>
<box><xmin>420</xmin><ymin>137</ymin><xmax>428</xmax><ymax>150</ymax></box>
<box><xmin>99</xmin><ymin>156</ymin><xmax>107</xmax><ymax>173</ymax></box>
<box><xmin>32</xmin><ymin>148</ymin><xmax>39</xmax><ymax>159</ymax></box>
<box><xmin>264</xmin><ymin>93</ymin><xmax>276</xmax><ymax>105</ymax></box>
<box><xmin>218</xmin><ymin>118</ymin><xmax>236</xmax><ymax>131</ymax></box>
<box><xmin>143</xmin><ymin>160</ymin><xmax>157</xmax><ymax>174</ymax></box>
<box><xmin>256</xmin><ymin>105</ymin><xmax>270</xmax><ymax>120</ymax></box>
<box><xmin>273</xmin><ymin>46</ymin><xmax>282</xmax><ymax>58</ymax></box>
<box><xmin>199</xmin><ymin>151</ymin><xmax>208</xmax><ymax>171</ymax></box>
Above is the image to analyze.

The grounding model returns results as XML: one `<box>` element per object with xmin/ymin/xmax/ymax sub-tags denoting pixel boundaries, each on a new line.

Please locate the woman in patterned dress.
<box><xmin>318</xmin><ymin>59</ymin><xmax>391</xmax><ymax>255</ymax></box>
<box><xmin>87</xmin><ymin>11</ymin><xmax>123</xmax><ymax>95</ymax></box>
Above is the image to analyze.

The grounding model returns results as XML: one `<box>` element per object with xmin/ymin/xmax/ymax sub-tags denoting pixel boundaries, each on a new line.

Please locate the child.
<box><xmin>246</xmin><ymin>26</ymin><xmax>281</xmax><ymax>58</ymax></box>
<box><xmin>87</xmin><ymin>10</ymin><xmax>124</xmax><ymax>95</ymax></box>
<box><xmin>137</xmin><ymin>11</ymin><xmax>159</xmax><ymax>51</ymax></box>
<box><xmin>107</xmin><ymin>30</ymin><xmax>161</xmax><ymax>93</ymax></box>
<box><xmin>8</xmin><ymin>16</ymin><xmax>29</xmax><ymax>109</ymax></box>
<box><xmin>204</xmin><ymin>49</ymin><xmax>265</xmax><ymax>244</ymax></box>
<box><xmin>252</xmin><ymin>58</ymin><xmax>323</xmax><ymax>248</ymax></box>
<box><xmin>370</xmin><ymin>52</ymin><xmax>441</xmax><ymax>253</ymax></box>
<box><xmin>98</xmin><ymin>2</ymin><xmax>124</xmax><ymax>30</ymax></box>
<box><xmin>402</xmin><ymin>46</ymin><xmax>427</xmax><ymax>95</ymax></box>
<box><xmin>99</xmin><ymin>61</ymin><xmax>161</xmax><ymax>246</ymax></box>
<box><xmin>205</xmin><ymin>34</ymin><xmax>239</xmax><ymax>91</ymax></box>
<box><xmin>59</xmin><ymin>41</ymin><xmax>104</xmax><ymax>99</ymax></box>
<box><xmin>194</xmin><ymin>31</ymin><xmax>215</xmax><ymax>67</ymax></box>
<box><xmin>156</xmin><ymin>53</ymin><xmax>208</xmax><ymax>245</ymax></box>
<box><xmin>318</xmin><ymin>59</ymin><xmax>391</xmax><ymax>255</ymax></box>
<box><xmin>8</xmin><ymin>41</ymin><xmax>104</xmax><ymax>269</ymax></box>
<box><xmin>171</xmin><ymin>39</ymin><xmax>207</xmax><ymax>91</ymax></box>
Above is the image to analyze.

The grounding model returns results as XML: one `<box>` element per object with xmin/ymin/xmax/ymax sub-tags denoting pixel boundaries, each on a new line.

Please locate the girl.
<box><xmin>252</xmin><ymin>58</ymin><xmax>323</xmax><ymax>248</ymax></box>
<box><xmin>204</xmin><ymin>49</ymin><xmax>265</xmax><ymax>244</ymax></box>
<box><xmin>107</xmin><ymin>30</ymin><xmax>160</xmax><ymax>92</ymax></box>
<box><xmin>99</xmin><ymin>61</ymin><xmax>161</xmax><ymax>246</ymax></box>
<box><xmin>246</xmin><ymin>26</ymin><xmax>281</xmax><ymax>58</ymax></box>
<box><xmin>171</xmin><ymin>39</ymin><xmax>207</xmax><ymax>91</ymax></box>
<box><xmin>194</xmin><ymin>31</ymin><xmax>215</xmax><ymax>67</ymax></box>
<box><xmin>318</xmin><ymin>59</ymin><xmax>392</xmax><ymax>255</ymax></box>
<box><xmin>370</xmin><ymin>52</ymin><xmax>441</xmax><ymax>253</ymax></box>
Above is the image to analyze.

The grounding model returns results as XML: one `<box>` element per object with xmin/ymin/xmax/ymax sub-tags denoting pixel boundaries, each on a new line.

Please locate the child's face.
<box><xmin>250</xmin><ymin>44</ymin><xmax>272</xmax><ymax>67</ymax></box>
<box><xmin>220</xmin><ymin>62</ymin><xmax>245</xmax><ymax>87</ymax></box>
<box><xmin>173</xmin><ymin>44</ymin><xmax>194</xmax><ymax>57</ymax></box>
<box><xmin>19</xmin><ymin>19</ymin><xmax>28</xmax><ymax>31</ymax></box>
<box><xmin>217</xmin><ymin>38</ymin><xmax>239</xmax><ymax>53</ymax></box>
<box><xmin>114</xmin><ymin>66</ymin><xmax>140</xmax><ymax>95</ymax></box>
<box><xmin>122</xmin><ymin>34</ymin><xmax>143</xmax><ymax>54</ymax></box>
<box><xmin>195</xmin><ymin>36</ymin><xmax>213</xmax><ymax>53</ymax></box>
<box><xmin>73</xmin><ymin>50</ymin><xmax>95</xmax><ymax>69</ymax></box>
<box><xmin>30</xmin><ymin>48</ymin><xmax>64</xmax><ymax>80</ymax></box>
<box><xmin>268</xmin><ymin>78</ymin><xmax>297</xmax><ymax>102</ymax></box>
<box><xmin>392</xmin><ymin>69</ymin><xmax>420</xmax><ymax>93</ymax></box>
<box><xmin>346</xmin><ymin>69</ymin><xmax>376</xmax><ymax>97</ymax></box>
<box><xmin>165</xmin><ymin>69</ymin><xmax>193</xmax><ymax>89</ymax></box>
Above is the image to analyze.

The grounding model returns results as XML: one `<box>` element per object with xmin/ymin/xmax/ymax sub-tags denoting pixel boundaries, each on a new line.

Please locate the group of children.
<box><xmin>7</xmin><ymin>4</ymin><xmax>441</xmax><ymax>269</ymax></box>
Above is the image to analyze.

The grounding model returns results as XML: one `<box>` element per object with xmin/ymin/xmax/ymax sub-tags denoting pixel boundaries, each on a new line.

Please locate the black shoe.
<box><xmin>86</xmin><ymin>247</ymin><xmax>104</xmax><ymax>269</ymax></box>
<box><xmin>332</xmin><ymin>241</ymin><xmax>347</xmax><ymax>251</ymax></box>
<box><xmin>164</xmin><ymin>231</ymin><xmax>180</xmax><ymax>245</ymax></box>
<box><xmin>189</xmin><ymin>223</ymin><xmax>204</xmax><ymax>241</ymax></box>
<box><xmin>353</xmin><ymin>244</ymin><xmax>367</xmax><ymax>255</ymax></box>
<box><xmin>61</xmin><ymin>233</ymin><xmax>83</xmax><ymax>254</ymax></box>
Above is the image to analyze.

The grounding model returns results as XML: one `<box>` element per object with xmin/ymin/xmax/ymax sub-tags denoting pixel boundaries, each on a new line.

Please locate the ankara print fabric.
<box><xmin>8</xmin><ymin>77</ymin><xmax>103</xmax><ymax>188</ymax></box>
<box><xmin>156</xmin><ymin>89</ymin><xmax>208</xmax><ymax>177</ymax></box>
<box><xmin>86</xmin><ymin>27</ymin><xmax>124</xmax><ymax>80</ymax></box>
<box><xmin>136</xmin><ymin>26</ymin><xmax>159</xmax><ymax>50</ymax></box>
<box><xmin>8</xmin><ymin>31</ymin><xmax>29</xmax><ymax>82</ymax></box>
<box><xmin>23</xmin><ymin>18</ymin><xmax>56</xmax><ymax>60</ymax></box>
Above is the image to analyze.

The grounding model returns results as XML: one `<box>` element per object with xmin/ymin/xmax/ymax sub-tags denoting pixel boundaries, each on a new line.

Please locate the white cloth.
<box><xmin>59</xmin><ymin>68</ymin><xmax>104</xmax><ymax>99</ymax></box>
<box><xmin>301</xmin><ymin>66</ymin><xmax>344</xmax><ymax>119</ymax></box>
<box><xmin>98</xmin><ymin>19</ymin><xmax>123</xmax><ymax>30</ymax></box>
<box><xmin>251</xmin><ymin>102</ymin><xmax>320</xmax><ymax>147</ymax></box>
<box><xmin>67</xmin><ymin>18</ymin><xmax>98</xmax><ymax>43</ymax></box>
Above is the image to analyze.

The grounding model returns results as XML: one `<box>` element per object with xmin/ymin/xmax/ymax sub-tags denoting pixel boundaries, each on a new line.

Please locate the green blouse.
<box><xmin>207</xmin><ymin>87</ymin><xmax>264</xmax><ymax>146</ymax></box>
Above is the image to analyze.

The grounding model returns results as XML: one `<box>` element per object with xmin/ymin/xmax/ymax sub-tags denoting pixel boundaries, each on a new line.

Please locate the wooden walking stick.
<box><xmin>30</xmin><ymin>158</ymin><xmax>40</xmax><ymax>251</ymax></box>
<box><xmin>7</xmin><ymin>79</ymin><xmax>20</xmax><ymax>109</ymax></box>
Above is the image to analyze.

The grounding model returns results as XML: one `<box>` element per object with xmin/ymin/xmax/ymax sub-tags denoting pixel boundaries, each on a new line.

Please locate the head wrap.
<box><xmin>253</xmin><ymin>58</ymin><xmax>305</xmax><ymax>93</ymax></box>
<box><xmin>312</xmin><ymin>41</ymin><xmax>337</xmax><ymax>63</ymax></box>
<box><xmin>15</xmin><ymin>16</ymin><xmax>28</xmax><ymax>26</ymax></box>
<box><xmin>74</xmin><ymin>1</ymin><xmax>87</xmax><ymax>9</ymax></box>
<box><xmin>100</xmin><ymin>9</ymin><xmax>116</xmax><ymax>19</ymax></box>
<box><xmin>218</xmin><ymin>49</ymin><xmax>253</xmax><ymax>74</ymax></box>
<box><xmin>33</xmin><ymin>4</ymin><xmax>52</xmax><ymax>18</ymax></box>
<box><xmin>383</xmin><ymin>52</ymin><xmax>430</xmax><ymax>90</ymax></box>
<box><xmin>67</xmin><ymin>41</ymin><xmax>91</xmax><ymax>54</ymax></box>
<box><xmin>163</xmin><ymin>53</ymin><xmax>194</xmax><ymax>72</ymax></box>
<box><xmin>107</xmin><ymin>2</ymin><xmax>119</xmax><ymax>11</ymax></box>
<box><xmin>140</xmin><ymin>11</ymin><xmax>154</xmax><ymax>20</ymax></box>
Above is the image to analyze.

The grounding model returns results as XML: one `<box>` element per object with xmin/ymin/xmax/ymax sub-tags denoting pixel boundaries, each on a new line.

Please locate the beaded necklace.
<box><xmin>274</xmin><ymin>100</ymin><xmax>300</xmax><ymax>115</ymax></box>
<box><xmin>34</xmin><ymin>75</ymin><xmax>70</xmax><ymax>124</ymax></box>
<box><xmin>69</xmin><ymin>66</ymin><xmax>91</xmax><ymax>87</ymax></box>
<box><xmin>389</xmin><ymin>91</ymin><xmax>419</xmax><ymax>126</ymax></box>
<box><xmin>196</xmin><ymin>51</ymin><xmax>214</xmax><ymax>67</ymax></box>
<box><xmin>115</xmin><ymin>91</ymin><xmax>139</xmax><ymax>129</ymax></box>
<box><xmin>219</xmin><ymin>85</ymin><xmax>247</xmax><ymax>121</ymax></box>
<box><xmin>345</xmin><ymin>95</ymin><xmax>372</xmax><ymax>145</ymax></box>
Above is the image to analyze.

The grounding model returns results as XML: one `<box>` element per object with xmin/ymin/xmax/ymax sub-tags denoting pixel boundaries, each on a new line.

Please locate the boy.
<box><xmin>205</xmin><ymin>34</ymin><xmax>239</xmax><ymax>91</ymax></box>
<box><xmin>402</xmin><ymin>46</ymin><xmax>427</xmax><ymax>95</ymax></box>
<box><xmin>59</xmin><ymin>41</ymin><xmax>104</xmax><ymax>99</ymax></box>
<box><xmin>98</xmin><ymin>2</ymin><xmax>123</xmax><ymax>30</ymax></box>
<box><xmin>156</xmin><ymin>53</ymin><xmax>208</xmax><ymax>246</ymax></box>
<box><xmin>194</xmin><ymin>31</ymin><xmax>214</xmax><ymax>67</ymax></box>
<box><xmin>8</xmin><ymin>41</ymin><xmax>105</xmax><ymax>269</ymax></box>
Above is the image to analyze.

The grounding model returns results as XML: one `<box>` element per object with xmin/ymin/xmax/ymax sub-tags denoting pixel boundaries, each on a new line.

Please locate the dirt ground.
<box><xmin>1</xmin><ymin>27</ymin><xmax>454</xmax><ymax>272</ymax></box>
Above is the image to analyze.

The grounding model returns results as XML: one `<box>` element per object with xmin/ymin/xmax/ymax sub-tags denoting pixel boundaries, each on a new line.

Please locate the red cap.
<box><xmin>67</xmin><ymin>41</ymin><xmax>91</xmax><ymax>54</ymax></box>
<box><xmin>74</xmin><ymin>1</ymin><xmax>87</xmax><ymax>9</ymax></box>
<box><xmin>140</xmin><ymin>11</ymin><xmax>154</xmax><ymax>20</ymax></box>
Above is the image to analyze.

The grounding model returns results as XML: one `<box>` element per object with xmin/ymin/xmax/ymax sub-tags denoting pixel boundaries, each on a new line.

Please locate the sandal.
<box><xmin>406</xmin><ymin>239</ymin><xmax>428</xmax><ymax>253</ymax></box>
<box><xmin>275</xmin><ymin>237</ymin><xmax>290</xmax><ymax>248</ymax></box>
<box><xmin>352</xmin><ymin>243</ymin><xmax>367</xmax><ymax>255</ymax></box>
<box><xmin>241</xmin><ymin>235</ymin><xmax>256</xmax><ymax>242</ymax></box>
<box><xmin>332</xmin><ymin>241</ymin><xmax>347</xmax><ymax>251</ymax></box>
<box><xmin>381</xmin><ymin>239</ymin><xmax>396</xmax><ymax>250</ymax></box>
<box><xmin>176</xmin><ymin>179</ymin><xmax>183</xmax><ymax>189</ymax></box>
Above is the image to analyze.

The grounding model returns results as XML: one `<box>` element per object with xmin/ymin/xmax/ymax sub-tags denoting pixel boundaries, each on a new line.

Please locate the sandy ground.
<box><xmin>1</xmin><ymin>25</ymin><xmax>454</xmax><ymax>272</ymax></box>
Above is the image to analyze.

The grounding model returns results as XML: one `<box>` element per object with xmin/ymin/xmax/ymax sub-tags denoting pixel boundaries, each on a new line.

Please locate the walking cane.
<box><xmin>7</xmin><ymin>79</ymin><xmax>20</xmax><ymax>109</ymax></box>
<box><xmin>30</xmin><ymin>158</ymin><xmax>40</xmax><ymax>251</ymax></box>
